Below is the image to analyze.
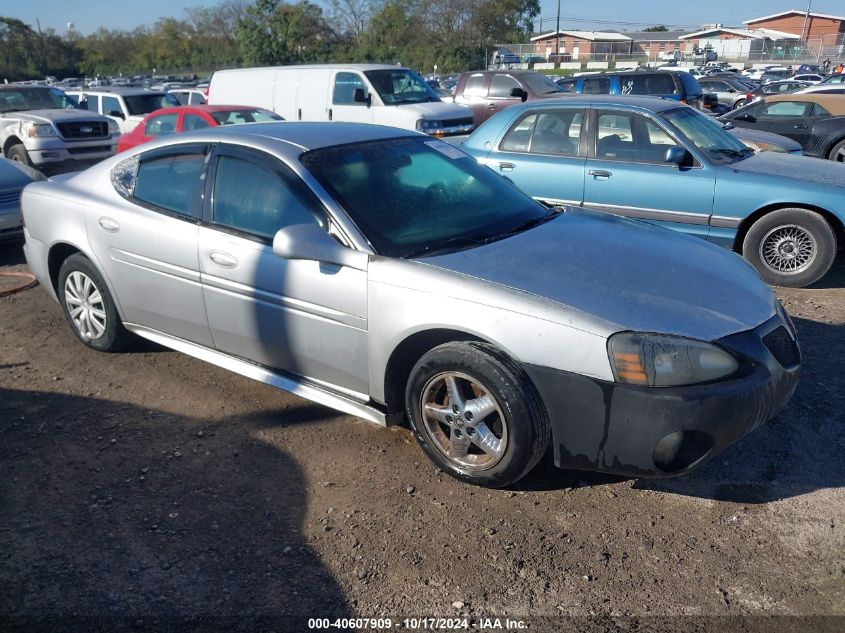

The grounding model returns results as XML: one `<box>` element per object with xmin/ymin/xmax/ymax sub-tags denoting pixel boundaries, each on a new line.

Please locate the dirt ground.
<box><xmin>1</xmin><ymin>243</ymin><xmax>843</xmax><ymax>632</ymax></box>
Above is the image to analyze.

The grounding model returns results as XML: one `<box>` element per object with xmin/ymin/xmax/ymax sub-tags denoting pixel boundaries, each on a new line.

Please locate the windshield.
<box><xmin>363</xmin><ymin>69</ymin><xmax>441</xmax><ymax>105</ymax></box>
<box><xmin>124</xmin><ymin>92</ymin><xmax>180</xmax><ymax>116</ymax></box>
<box><xmin>662</xmin><ymin>107</ymin><xmax>753</xmax><ymax>165</ymax></box>
<box><xmin>210</xmin><ymin>109</ymin><xmax>283</xmax><ymax>125</ymax></box>
<box><xmin>521</xmin><ymin>73</ymin><xmax>562</xmax><ymax>95</ymax></box>
<box><xmin>0</xmin><ymin>87</ymin><xmax>79</xmax><ymax>113</ymax></box>
<box><xmin>300</xmin><ymin>137</ymin><xmax>551</xmax><ymax>257</ymax></box>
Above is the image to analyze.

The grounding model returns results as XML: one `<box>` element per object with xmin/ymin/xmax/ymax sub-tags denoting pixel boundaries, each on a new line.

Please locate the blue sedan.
<box><xmin>462</xmin><ymin>95</ymin><xmax>845</xmax><ymax>287</ymax></box>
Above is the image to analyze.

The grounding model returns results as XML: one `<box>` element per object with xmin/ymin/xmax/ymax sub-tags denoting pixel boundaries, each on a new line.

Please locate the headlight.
<box><xmin>740</xmin><ymin>139</ymin><xmax>786</xmax><ymax>153</ymax></box>
<box><xmin>608</xmin><ymin>332</ymin><xmax>739</xmax><ymax>387</ymax></box>
<box><xmin>416</xmin><ymin>119</ymin><xmax>444</xmax><ymax>132</ymax></box>
<box><xmin>25</xmin><ymin>123</ymin><xmax>58</xmax><ymax>138</ymax></box>
<box><xmin>107</xmin><ymin>119</ymin><xmax>120</xmax><ymax>134</ymax></box>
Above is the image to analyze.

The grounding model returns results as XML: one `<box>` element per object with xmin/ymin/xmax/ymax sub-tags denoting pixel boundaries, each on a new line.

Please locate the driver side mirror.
<box><xmin>108</xmin><ymin>110</ymin><xmax>125</xmax><ymax>119</ymax></box>
<box><xmin>664</xmin><ymin>146</ymin><xmax>690</xmax><ymax>166</ymax></box>
<box><xmin>510</xmin><ymin>87</ymin><xmax>528</xmax><ymax>102</ymax></box>
<box><xmin>272</xmin><ymin>224</ymin><xmax>368</xmax><ymax>271</ymax></box>
<box><xmin>353</xmin><ymin>88</ymin><xmax>371</xmax><ymax>107</ymax></box>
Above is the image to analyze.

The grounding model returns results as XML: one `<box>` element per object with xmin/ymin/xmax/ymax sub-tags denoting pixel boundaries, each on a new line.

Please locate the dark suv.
<box><xmin>558</xmin><ymin>70</ymin><xmax>705</xmax><ymax>110</ymax></box>
<box><xmin>453</xmin><ymin>70</ymin><xmax>564</xmax><ymax>125</ymax></box>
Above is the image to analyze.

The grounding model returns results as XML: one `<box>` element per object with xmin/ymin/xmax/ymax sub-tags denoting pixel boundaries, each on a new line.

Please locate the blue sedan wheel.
<box><xmin>743</xmin><ymin>208</ymin><xmax>837</xmax><ymax>287</ymax></box>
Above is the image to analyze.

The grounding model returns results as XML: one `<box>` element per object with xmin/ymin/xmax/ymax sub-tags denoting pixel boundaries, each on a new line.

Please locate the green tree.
<box><xmin>643</xmin><ymin>25</ymin><xmax>669</xmax><ymax>32</ymax></box>
<box><xmin>235</xmin><ymin>0</ymin><xmax>335</xmax><ymax>65</ymax></box>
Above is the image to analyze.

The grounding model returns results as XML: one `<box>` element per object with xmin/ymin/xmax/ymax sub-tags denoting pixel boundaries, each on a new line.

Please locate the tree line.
<box><xmin>1</xmin><ymin>0</ymin><xmax>540</xmax><ymax>81</ymax></box>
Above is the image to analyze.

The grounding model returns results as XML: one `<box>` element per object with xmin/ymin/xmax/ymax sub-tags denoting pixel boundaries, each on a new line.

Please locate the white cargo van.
<box><xmin>208</xmin><ymin>64</ymin><xmax>476</xmax><ymax>136</ymax></box>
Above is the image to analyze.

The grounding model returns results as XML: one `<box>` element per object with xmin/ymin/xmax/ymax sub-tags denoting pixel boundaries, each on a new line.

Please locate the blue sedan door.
<box><xmin>482</xmin><ymin>107</ymin><xmax>587</xmax><ymax>207</ymax></box>
<box><xmin>583</xmin><ymin>108</ymin><xmax>716</xmax><ymax>239</ymax></box>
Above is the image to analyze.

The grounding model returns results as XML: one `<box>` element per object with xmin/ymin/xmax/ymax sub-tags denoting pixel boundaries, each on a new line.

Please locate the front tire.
<box><xmin>57</xmin><ymin>254</ymin><xmax>132</xmax><ymax>351</ymax></box>
<box><xmin>742</xmin><ymin>208</ymin><xmax>837</xmax><ymax>287</ymax></box>
<box><xmin>7</xmin><ymin>144</ymin><xmax>32</xmax><ymax>166</ymax></box>
<box><xmin>405</xmin><ymin>341</ymin><xmax>550</xmax><ymax>488</ymax></box>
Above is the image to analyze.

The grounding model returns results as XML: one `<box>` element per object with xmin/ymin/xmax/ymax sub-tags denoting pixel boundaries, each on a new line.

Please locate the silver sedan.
<box><xmin>21</xmin><ymin>122</ymin><xmax>800</xmax><ymax>487</ymax></box>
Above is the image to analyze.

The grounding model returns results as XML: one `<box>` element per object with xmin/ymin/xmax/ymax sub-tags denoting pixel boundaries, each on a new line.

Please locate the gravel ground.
<box><xmin>1</xmin><ymin>243</ymin><xmax>843</xmax><ymax>632</ymax></box>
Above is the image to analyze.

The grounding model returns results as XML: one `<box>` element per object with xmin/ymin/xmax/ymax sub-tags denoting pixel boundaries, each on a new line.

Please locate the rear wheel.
<box><xmin>732</xmin><ymin>98</ymin><xmax>746</xmax><ymax>109</ymax></box>
<box><xmin>57</xmin><ymin>254</ymin><xmax>132</xmax><ymax>352</ymax></box>
<box><xmin>742</xmin><ymin>208</ymin><xmax>837</xmax><ymax>287</ymax></box>
<box><xmin>405</xmin><ymin>341</ymin><xmax>550</xmax><ymax>488</ymax></box>
<box><xmin>7</xmin><ymin>144</ymin><xmax>32</xmax><ymax>166</ymax></box>
<box><xmin>828</xmin><ymin>139</ymin><xmax>845</xmax><ymax>163</ymax></box>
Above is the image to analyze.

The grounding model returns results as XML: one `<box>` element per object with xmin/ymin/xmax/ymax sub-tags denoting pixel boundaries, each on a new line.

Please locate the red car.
<box><xmin>117</xmin><ymin>105</ymin><xmax>283</xmax><ymax>152</ymax></box>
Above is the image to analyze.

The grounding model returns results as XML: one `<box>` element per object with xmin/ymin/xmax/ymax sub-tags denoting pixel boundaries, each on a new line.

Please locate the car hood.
<box><xmin>2</xmin><ymin>109</ymin><xmax>108</xmax><ymax>123</ymax></box>
<box><xmin>728</xmin><ymin>151</ymin><xmax>845</xmax><ymax>186</ymax></box>
<box><xmin>728</xmin><ymin>127</ymin><xmax>802</xmax><ymax>153</ymax></box>
<box><xmin>420</xmin><ymin>209</ymin><xmax>777</xmax><ymax>341</ymax></box>
<box><xmin>409</xmin><ymin>101</ymin><xmax>474</xmax><ymax>119</ymax></box>
<box><xmin>0</xmin><ymin>158</ymin><xmax>42</xmax><ymax>189</ymax></box>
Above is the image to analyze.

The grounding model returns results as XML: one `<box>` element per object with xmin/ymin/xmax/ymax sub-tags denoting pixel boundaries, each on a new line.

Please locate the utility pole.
<box><xmin>556</xmin><ymin>0</ymin><xmax>561</xmax><ymax>59</ymax></box>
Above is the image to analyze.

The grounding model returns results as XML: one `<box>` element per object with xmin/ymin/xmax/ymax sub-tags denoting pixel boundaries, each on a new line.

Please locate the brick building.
<box><xmin>744</xmin><ymin>9</ymin><xmax>845</xmax><ymax>46</ymax></box>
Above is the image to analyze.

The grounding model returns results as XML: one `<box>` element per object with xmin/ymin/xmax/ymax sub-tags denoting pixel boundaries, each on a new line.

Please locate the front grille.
<box><xmin>444</xmin><ymin>117</ymin><xmax>475</xmax><ymax>128</ymax></box>
<box><xmin>56</xmin><ymin>121</ymin><xmax>109</xmax><ymax>139</ymax></box>
<box><xmin>763</xmin><ymin>326</ymin><xmax>800</xmax><ymax>369</ymax></box>
<box><xmin>67</xmin><ymin>145</ymin><xmax>112</xmax><ymax>155</ymax></box>
<box><xmin>0</xmin><ymin>190</ymin><xmax>20</xmax><ymax>207</ymax></box>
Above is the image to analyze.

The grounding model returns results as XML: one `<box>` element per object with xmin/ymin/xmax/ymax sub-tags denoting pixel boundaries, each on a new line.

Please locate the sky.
<box><xmin>2</xmin><ymin>0</ymin><xmax>843</xmax><ymax>35</ymax></box>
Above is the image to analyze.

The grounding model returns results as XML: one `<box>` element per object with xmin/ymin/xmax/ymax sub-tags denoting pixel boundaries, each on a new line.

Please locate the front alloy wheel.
<box><xmin>420</xmin><ymin>371</ymin><xmax>508</xmax><ymax>471</ymax></box>
<box><xmin>405</xmin><ymin>341</ymin><xmax>549</xmax><ymax>488</ymax></box>
<box><xmin>743</xmin><ymin>208</ymin><xmax>836</xmax><ymax>287</ymax></box>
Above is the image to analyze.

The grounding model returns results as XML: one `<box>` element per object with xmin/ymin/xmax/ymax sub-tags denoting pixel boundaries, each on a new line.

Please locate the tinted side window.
<box><xmin>621</xmin><ymin>74</ymin><xmax>678</xmax><ymax>95</ymax></box>
<box><xmin>133</xmin><ymin>152</ymin><xmax>206</xmax><ymax>218</ymax></box>
<box><xmin>582</xmin><ymin>77</ymin><xmax>610</xmax><ymax>94</ymax></box>
<box><xmin>500</xmin><ymin>113</ymin><xmax>538</xmax><ymax>152</ymax></box>
<box><xmin>212</xmin><ymin>156</ymin><xmax>320</xmax><ymax>239</ymax></box>
<box><xmin>333</xmin><ymin>72</ymin><xmax>366</xmax><ymax>105</ymax></box>
<box><xmin>463</xmin><ymin>74</ymin><xmax>487</xmax><ymax>98</ymax></box>
<box><xmin>811</xmin><ymin>103</ymin><xmax>830</xmax><ymax>116</ymax></box>
<box><xmin>145</xmin><ymin>113</ymin><xmax>178</xmax><ymax>137</ymax></box>
<box><xmin>102</xmin><ymin>95</ymin><xmax>122</xmax><ymax>116</ymax></box>
<box><xmin>530</xmin><ymin>110</ymin><xmax>583</xmax><ymax>156</ymax></box>
<box><xmin>595</xmin><ymin>112</ymin><xmax>678</xmax><ymax>163</ymax></box>
<box><xmin>183</xmin><ymin>114</ymin><xmax>211</xmax><ymax>131</ymax></box>
<box><xmin>761</xmin><ymin>102</ymin><xmax>812</xmax><ymax>117</ymax></box>
<box><xmin>489</xmin><ymin>74</ymin><xmax>521</xmax><ymax>98</ymax></box>
<box><xmin>189</xmin><ymin>92</ymin><xmax>206</xmax><ymax>105</ymax></box>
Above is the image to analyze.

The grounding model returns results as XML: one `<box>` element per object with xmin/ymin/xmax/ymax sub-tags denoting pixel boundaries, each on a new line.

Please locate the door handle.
<box><xmin>98</xmin><ymin>217</ymin><xmax>119</xmax><ymax>233</ymax></box>
<box><xmin>486</xmin><ymin>103</ymin><xmax>497</xmax><ymax>109</ymax></box>
<box><xmin>793</xmin><ymin>124</ymin><xmax>808</xmax><ymax>129</ymax></box>
<box><xmin>209</xmin><ymin>251</ymin><xmax>238</xmax><ymax>268</ymax></box>
<box><xmin>498</xmin><ymin>162</ymin><xmax>515</xmax><ymax>172</ymax></box>
<box><xmin>588</xmin><ymin>169</ymin><xmax>612</xmax><ymax>178</ymax></box>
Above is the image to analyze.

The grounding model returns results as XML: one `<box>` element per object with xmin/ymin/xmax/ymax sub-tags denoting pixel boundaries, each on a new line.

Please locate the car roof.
<box><xmin>763</xmin><ymin>93</ymin><xmax>845</xmax><ymax>115</ymax></box>
<box><xmin>67</xmin><ymin>87</ymin><xmax>167</xmax><ymax>96</ymax></box>
<box><xmin>499</xmin><ymin>94</ymin><xmax>687</xmax><ymax>113</ymax></box>
<box><xmin>153</xmin><ymin>121</ymin><xmax>418</xmax><ymax>153</ymax></box>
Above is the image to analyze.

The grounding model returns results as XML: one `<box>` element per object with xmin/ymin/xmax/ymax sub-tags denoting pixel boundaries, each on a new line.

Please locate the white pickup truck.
<box><xmin>0</xmin><ymin>85</ymin><xmax>119</xmax><ymax>173</ymax></box>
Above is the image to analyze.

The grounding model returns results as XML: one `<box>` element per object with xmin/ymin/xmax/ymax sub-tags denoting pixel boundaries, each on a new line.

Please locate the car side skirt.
<box><xmin>124</xmin><ymin>323</ymin><xmax>389</xmax><ymax>427</ymax></box>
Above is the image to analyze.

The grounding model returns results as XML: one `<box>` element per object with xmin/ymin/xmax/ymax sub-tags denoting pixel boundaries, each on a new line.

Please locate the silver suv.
<box><xmin>0</xmin><ymin>85</ymin><xmax>119</xmax><ymax>173</ymax></box>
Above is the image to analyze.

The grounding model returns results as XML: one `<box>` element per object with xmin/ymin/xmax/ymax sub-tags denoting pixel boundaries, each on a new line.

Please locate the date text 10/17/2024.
<box><xmin>307</xmin><ymin>617</ymin><xmax>528</xmax><ymax>630</ymax></box>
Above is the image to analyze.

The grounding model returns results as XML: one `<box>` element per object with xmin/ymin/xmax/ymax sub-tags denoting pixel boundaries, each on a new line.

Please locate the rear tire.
<box><xmin>405</xmin><ymin>341</ymin><xmax>550</xmax><ymax>488</ymax></box>
<box><xmin>57</xmin><ymin>254</ymin><xmax>132</xmax><ymax>352</ymax></box>
<box><xmin>732</xmin><ymin>99</ymin><xmax>746</xmax><ymax>109</ymax></box>
<box><xmin>828</xmin><ymin>139</ymin><xmax>845</xmax><ymax>163</ymax></box>
<box><xmin>7</xmin><ymin>144</ymin><xmax>32</xmax><ymax>166</ymax></box>
<box><xmin>742</xmin><ymin>208</ymin><xmax>837</xmax><ymax>287</ymax></box>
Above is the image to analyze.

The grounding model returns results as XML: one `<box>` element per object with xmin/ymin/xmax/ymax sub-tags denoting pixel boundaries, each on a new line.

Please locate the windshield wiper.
<box><xmin>403</xmin><ymin>234</ymin><xmax>491</xmax><ymax>259</ymax></box>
